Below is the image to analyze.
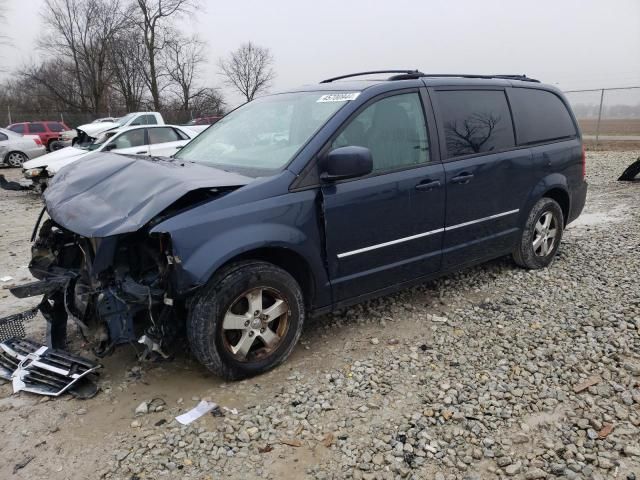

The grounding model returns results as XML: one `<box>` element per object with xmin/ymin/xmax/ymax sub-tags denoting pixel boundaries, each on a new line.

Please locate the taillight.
<box><xmin>581</xmin><ymin>145</ymin><xmax>586</xmax><ymax>179</ymax></box>
<box><xmin>33</xmin><ymin>137</ymin><xmax>42</xmax><ymax>146</ymax></box>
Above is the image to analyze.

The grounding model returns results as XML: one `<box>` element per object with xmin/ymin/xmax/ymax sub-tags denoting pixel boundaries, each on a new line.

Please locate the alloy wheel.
<box><xmin>221</xmin><ymin>287</ymin><xmax>291</xmax><ymax>362</ymax></box>
<box><xmin>7</xmin><ymin>152</ymin><xmax>26</xmax><ymax>167</ymax></box>
<box><xmin>532</xmin><ymin>211</ymin><xmax>558</xmax><ymax>256</ymax></box>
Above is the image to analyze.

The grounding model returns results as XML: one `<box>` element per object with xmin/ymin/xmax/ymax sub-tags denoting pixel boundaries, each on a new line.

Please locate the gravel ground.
<box><xmin>0</xmin><ymin>151</ymin><xmax>639</xmax><ymax>480</ymax></box>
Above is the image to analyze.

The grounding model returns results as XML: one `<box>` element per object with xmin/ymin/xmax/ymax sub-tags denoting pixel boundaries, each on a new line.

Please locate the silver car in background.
<box><xmin>0</xmin><ymin>127</ymin><xmax>46</xmax><ymax>167</ymax></box>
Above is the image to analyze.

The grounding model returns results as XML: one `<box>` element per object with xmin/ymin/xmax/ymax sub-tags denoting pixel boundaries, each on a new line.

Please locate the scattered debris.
<box><xmin>223</xmin><ymin>406</ymin><xmax>239</xmax><ymax>415</ymax></box>
<box><xmin>598</xmin><ymin>423</ymin><xmax>614</xmax><ymax>439</ymax></box>
<box><xmin>572</xmin><ymin>375</ymin><xmax>601</xmax><ymax>393</ymax></box>
<box><xmin>387</xmin><ymin>338</ymin><xmax>399</xmax><ymax>345</ymax></box>
<box><xmin>13</xmin><ymin>455</ymin><xmax>34</xmax><ymax>474</ymax></box>
<box><xmin>280</xmin><ymin>438</ymin><xmax>302</xmax><ymax>447</ymax></box>
<box><xmin>135</xmin><ymin>401</ymin><xmax>149</xmax><ymax>416</ymax></box>
<box><xmin>258</xmin><ymin>445</ymin><xmax>273</xmax><ymax>453</ymax></box>
<box><xmin>322</xmin><ymin>432</ymin><xmax>335</xmax><ymax>448</ymax></box>
<box><xmin>210</xmin><ymin>406</ymin><xmax>225</xmax><ymax>417</ymax></box>
<box><xmin>370</xmin><ymin>337</ymin><xmax>379</xmax><ymax>345</ymax></box>
<box><xmin>0</xmin><ymin>276</ymin><xmax>13</xmax><ymax>282</ymax></box>
<box><xmin>618</xmin><ymin>156</ymin><xmax>640</xmax><ymax>181</ymax></box>
<box><xmin>175</xmin><ymin>400</ymin><xmax>218</xmax><ymax>425</ymax></box>
<box><xmin>154</xmin><ymin>419</ymin><xmax>167</xmax><ymax>427</ymax></box>
<box><xmin>428</xmin><ymin>313</ymin><xmax>448</xmax><ymax>323</ymax></box>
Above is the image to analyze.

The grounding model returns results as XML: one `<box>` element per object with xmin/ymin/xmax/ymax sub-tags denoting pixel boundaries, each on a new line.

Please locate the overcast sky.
<box><xmin>1</xmin><ymin>0</ymin><xmax>639</xmax><ymax>107</ymax></box>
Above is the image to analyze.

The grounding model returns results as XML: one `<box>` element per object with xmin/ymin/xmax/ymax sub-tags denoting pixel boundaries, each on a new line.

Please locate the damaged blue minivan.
<box><xmin>9</xmin><ymin>71</ymin><xmax>587</xmax><ymax>379</ymax></box>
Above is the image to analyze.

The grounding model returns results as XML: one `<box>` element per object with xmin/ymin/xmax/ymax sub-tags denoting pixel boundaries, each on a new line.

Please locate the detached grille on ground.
<box><xmin>0</xmin><ymin>338</ymin><xmax>101</xmax><ymax>397</ymax></box>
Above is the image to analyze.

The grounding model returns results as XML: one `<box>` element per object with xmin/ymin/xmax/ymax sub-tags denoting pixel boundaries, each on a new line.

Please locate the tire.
<box><xmin>187</xmin><ymin>261</ymin><xmax>305</xmax><ymax>380</ymax></box>
<box><xmin>5</xmin><ymin>151</ymin><xmax>27</xmax><ymax>167</ymax></box>
<box><xmin>513</xmin><ymin>197</ymin><xmax>564</xmax><ymax>269</ymax></box>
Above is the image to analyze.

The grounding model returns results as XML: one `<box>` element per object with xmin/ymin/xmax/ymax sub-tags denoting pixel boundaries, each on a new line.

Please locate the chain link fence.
<box><xmin>563</xmin><ymin>87</ymin><xmax>640</xmax><ymax>146</ymax></box>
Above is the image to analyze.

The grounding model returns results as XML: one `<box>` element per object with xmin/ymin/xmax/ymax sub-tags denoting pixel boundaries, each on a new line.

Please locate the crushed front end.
<box><xmin>17</xmin><ymin>216</ymin><xmax>182</xmax><ymax>358</ymax></box>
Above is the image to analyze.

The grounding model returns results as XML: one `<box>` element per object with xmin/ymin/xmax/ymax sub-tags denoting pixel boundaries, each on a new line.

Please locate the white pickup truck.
<box><xmin>60</xmin><ymin>112</ymin><xmax>168</xmax><ymax>146</ymax></box>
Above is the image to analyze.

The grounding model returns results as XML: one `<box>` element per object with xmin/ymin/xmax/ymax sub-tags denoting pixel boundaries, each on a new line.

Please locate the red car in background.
<box><xmin>6</xmin><ymin>121</ymin><xmax>71</xmax><ymax>151</ymax></box>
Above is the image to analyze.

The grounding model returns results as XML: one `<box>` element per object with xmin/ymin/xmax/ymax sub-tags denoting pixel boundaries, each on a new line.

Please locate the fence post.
<box><xmin>7</xmin><ymin>105</ymin><xmax>11</xmax><ymax>125</ymax></box>
<box><xmin>595</xmin><ymin>88</ymin><xmax>605</xmax><ymax>147</ymax></box>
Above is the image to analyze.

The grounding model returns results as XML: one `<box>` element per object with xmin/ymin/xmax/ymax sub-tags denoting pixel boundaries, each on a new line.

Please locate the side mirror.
<box><xmin>103</xmin><ymin>143</ymin><xmax>116</xmax><ymax>151</ymax></box>
<box><xmin>320</xmin><ymin>146</ymin><xmax>373</xmax><ymax>182</ymax></box>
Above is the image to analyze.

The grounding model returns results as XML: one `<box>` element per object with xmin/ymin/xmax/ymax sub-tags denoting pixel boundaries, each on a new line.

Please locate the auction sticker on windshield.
<box><xmin>317</xmin><ymin>92</ymin><xmax>360</xmax><ymax>102</ymax></box>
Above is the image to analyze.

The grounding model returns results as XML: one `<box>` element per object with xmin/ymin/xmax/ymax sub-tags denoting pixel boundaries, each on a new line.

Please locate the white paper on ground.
<box><xmin>0</xmin><ymin>276</ymin><xmax>13</xmax><ymax>282</ymax></box>
<box><xmin>175</xmin><ymin>400</ymin><xmax>218</xmax><ymax>425</ymax></box>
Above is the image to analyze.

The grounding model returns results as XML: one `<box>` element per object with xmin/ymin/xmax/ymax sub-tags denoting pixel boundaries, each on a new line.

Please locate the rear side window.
<box><xmin>148</xmin><ymin>127</ymin><xmax>181</xmax><ymax>144</ymax></box>
<box><xmin>29</xmin><ymin>123</ymin><xmax>46</xmax><ymax>133</ymax></box>
<box><xmin>436</xmin><ymin>90</ymin><xmax>515</xmax><ymax>159</ymax></box>
<box><xmin>9</xmin><ymin>124</ymin><xmax>25</xmax><ymax>134</ymax></box>
<box><xmin>0</xmin><ymin>132</ymin><xmax>7</xmax><ymax>141</ymax></box>
<box><xmin>509</xmin><ymin>88</ymin><xmax>577</xmax><ymax>144</ymax></box>
<box><xmin>47</xmin><ymin>122</ymin><xmax>64</xmax><ymax>132</ymax></box>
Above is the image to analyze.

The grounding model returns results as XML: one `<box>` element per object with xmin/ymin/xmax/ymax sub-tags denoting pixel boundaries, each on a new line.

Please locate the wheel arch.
<box><xmin>215</xmin><ymin>247</ymin><xmax>317</xmax><ymax>310</ymax></box>
<box><xmin>542</xmin><ymin>187</ymin><xmax>570</xmax><ymax>226</ymax></box>
<box><xmin>523</xmin><ymin>174</ymin><xmax>571</xmax><ymax>227</ymax></box>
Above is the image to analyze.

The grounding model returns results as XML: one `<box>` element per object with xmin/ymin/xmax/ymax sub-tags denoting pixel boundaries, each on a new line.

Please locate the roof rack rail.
<box><xmin>419</xmin><ymin>73</ymin><xmax>540</xmax><ymax>83</ymax></box>
<box><xmin>320</xmin><ymin>71</ymin><xmax>540</xmax><ymax>84</ymax></box>
<box><xmin>320</xmin><ymin>70</ymin><xmax>425</xmax><ymax>83</ymax></box>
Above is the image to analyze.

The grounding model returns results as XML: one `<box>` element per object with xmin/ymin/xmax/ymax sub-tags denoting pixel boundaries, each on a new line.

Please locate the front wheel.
<box><xmin>187</xmin><ymin>261</ymin><xmax>305</xmax><ymax>380</ymax></box>
<box><xmin>513</xmin><ymin>197</ymin><xmax>564</xmax><ymax>269</ymax></box>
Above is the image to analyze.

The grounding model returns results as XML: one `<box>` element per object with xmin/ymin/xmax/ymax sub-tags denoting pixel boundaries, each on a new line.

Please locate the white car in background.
<box><xmin>22</xmin><ymin>124</ymin><xmax>200</xmax><ymax>190</ymax></box>
<box><xmin>0</xmin><ymin>127</ymin><xmax>46</xmax><ymax>167</ymax></box>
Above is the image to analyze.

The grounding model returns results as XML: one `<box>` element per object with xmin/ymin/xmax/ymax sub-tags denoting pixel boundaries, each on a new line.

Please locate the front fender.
<box><xmin>151</xmin><ymin>188</ymin><xmax>331</xmax><ymax>307</ymax></box>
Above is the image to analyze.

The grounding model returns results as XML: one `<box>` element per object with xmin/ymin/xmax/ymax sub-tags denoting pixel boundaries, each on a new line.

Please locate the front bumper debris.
<box><xmin>0</xmin><ymin>307</ymin><xmax>36</xmax><ymax>343</ymax></box>
<box><xmin>0</xmin><ymin>338</ymin><xmax>101</xmax><ymax>398</ymax></box>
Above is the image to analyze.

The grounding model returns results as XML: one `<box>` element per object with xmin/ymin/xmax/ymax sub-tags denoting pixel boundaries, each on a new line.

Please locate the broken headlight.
<box><xmin>24</xmin><ymin>167</ymin><xmax>44</xmax><ymax>178</ymax></box>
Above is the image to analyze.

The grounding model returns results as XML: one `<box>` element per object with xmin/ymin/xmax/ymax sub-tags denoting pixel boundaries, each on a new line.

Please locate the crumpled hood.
<box><xmin>76</xmin><ymin>122</ymin><xmax>118</xmax><ymax>138</ymax></box>
<box><xmin>23</xmin><ymin>146</ymin><xmax>87</xmax><ymax>170</ymax></box>
<box><xmin>44</xmin><ymin>153</ymin><xmax>252</xmax><ymax>238</ymax></box>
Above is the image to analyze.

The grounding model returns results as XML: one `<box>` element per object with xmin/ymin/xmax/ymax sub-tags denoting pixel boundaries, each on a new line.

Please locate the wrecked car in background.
<box><xmin>3</xmin><ymin>71</ymin><xmax>587</xmax><ymax>381</ymax></box>
<box><xmin>22</xmin><ymin>124</ymin><xmax>201</xmax><ymax>191</ymax></box>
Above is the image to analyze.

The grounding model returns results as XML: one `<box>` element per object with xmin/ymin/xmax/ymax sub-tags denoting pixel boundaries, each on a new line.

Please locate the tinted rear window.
<box><xmin>8</xmin><ymin>124</ymin><xmax>25</xmax><ymax>134</ymax></box>
<box><xmin>509</xmin><ymin>88</ymin><xmax>577</xmax><ymax>144</ymax></box>
<box><xmin>29</xmin><ymin>123</ymin><xmax>46</xmax><ymax>133</ymax></box>
<box><xmin>436</xmin><ymin>90</ymin><xmax>515</xmax><ymax>158</ymax></box>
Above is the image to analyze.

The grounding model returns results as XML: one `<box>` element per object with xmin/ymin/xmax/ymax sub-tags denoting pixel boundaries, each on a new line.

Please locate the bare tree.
<box><xmin>218</xmin><ymin>42</ymin><xmax>275</xmax><ymax>102</ymax></box>
<box><xmin>445</xmin><ymin>113</ymin><xmax>503</xmax><ymax>156</ymax></box>
<box><xmin>37</xmin><ymin>0</ymin><xmax>131</xmax><ymax>113</ymax></box>
<box><xmin>163</xmin><ymin>33</ymin><xmax>206</xmax><ymax>112</ymax></box>
<box><xmin>132</xmin><ymin>0</ymin><xmax>193</xmax><ymax>110</ymax></box>
<box><xmin>110</xmin><ymin>29</ymin><xmax>147</xmax><ymax>111</ymax></box>
<box><xmin>0</xmin><ymin>0</ymin><xmax>10</xmax><ymax>47</ymax></box>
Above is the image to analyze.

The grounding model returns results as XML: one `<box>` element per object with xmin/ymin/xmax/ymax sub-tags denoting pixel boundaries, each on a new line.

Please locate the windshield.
<box><xmin>86</xmin><ymin>131</ymin><xmax>117</xmax><ymax>150</ymax></box>
<box><xmin>174</xmin><ymin>91</ymin><xmax>357</xmax><ymax>176</ymax></box>
<box><xmin>115</xmin><ymin>113</ymin><xmax>137</xmax><ymax>126</ymax></box>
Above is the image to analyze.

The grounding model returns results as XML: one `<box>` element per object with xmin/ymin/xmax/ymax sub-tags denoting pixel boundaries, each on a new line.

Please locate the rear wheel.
<box><xmin>6</xmin><ymin>151</ymin><xmax>27</xmax><ymax>167</ymax></box>
<box><xmin>187</xmin><ymin>261</ymin><xmax>305</xmax><ymax>380</ymax></box>
<box><xmin>513</xmin><ymin>197</ymin><xmax>564</xmax><ymax>269</ymax></box>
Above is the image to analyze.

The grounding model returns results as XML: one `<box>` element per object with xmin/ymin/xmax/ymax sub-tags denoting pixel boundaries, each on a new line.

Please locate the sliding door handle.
<box><xmin>450</xmin><ymin>172</ymin><xmax>474</xmax><ymax>184</ymax></box>
<box><xmin>415</xmin><ymin>180</ymin><xmax>441</xmax><ymax>191</ymax></box>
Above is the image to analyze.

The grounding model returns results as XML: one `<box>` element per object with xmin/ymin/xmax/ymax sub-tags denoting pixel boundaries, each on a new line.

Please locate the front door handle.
<box><xmin>415</xmin><ymin>179</ymin><xmax>441</xmax><ymax>191</ymax></box>
<box><xmin>450</xmin><ymin>172</ymin><xmax>474</xmax><ymax>184</ymax></box>
<box><xmin>135</xmin><ymin>150</ymin><xmax>147</xmax><ymax>154</ymax></box>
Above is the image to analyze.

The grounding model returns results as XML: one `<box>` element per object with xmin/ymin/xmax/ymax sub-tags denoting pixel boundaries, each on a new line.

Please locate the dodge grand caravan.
<box><xmin>6</xmin><ymin>70</ymin><xmax>587</xmax><ymax>380</ymax></box>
